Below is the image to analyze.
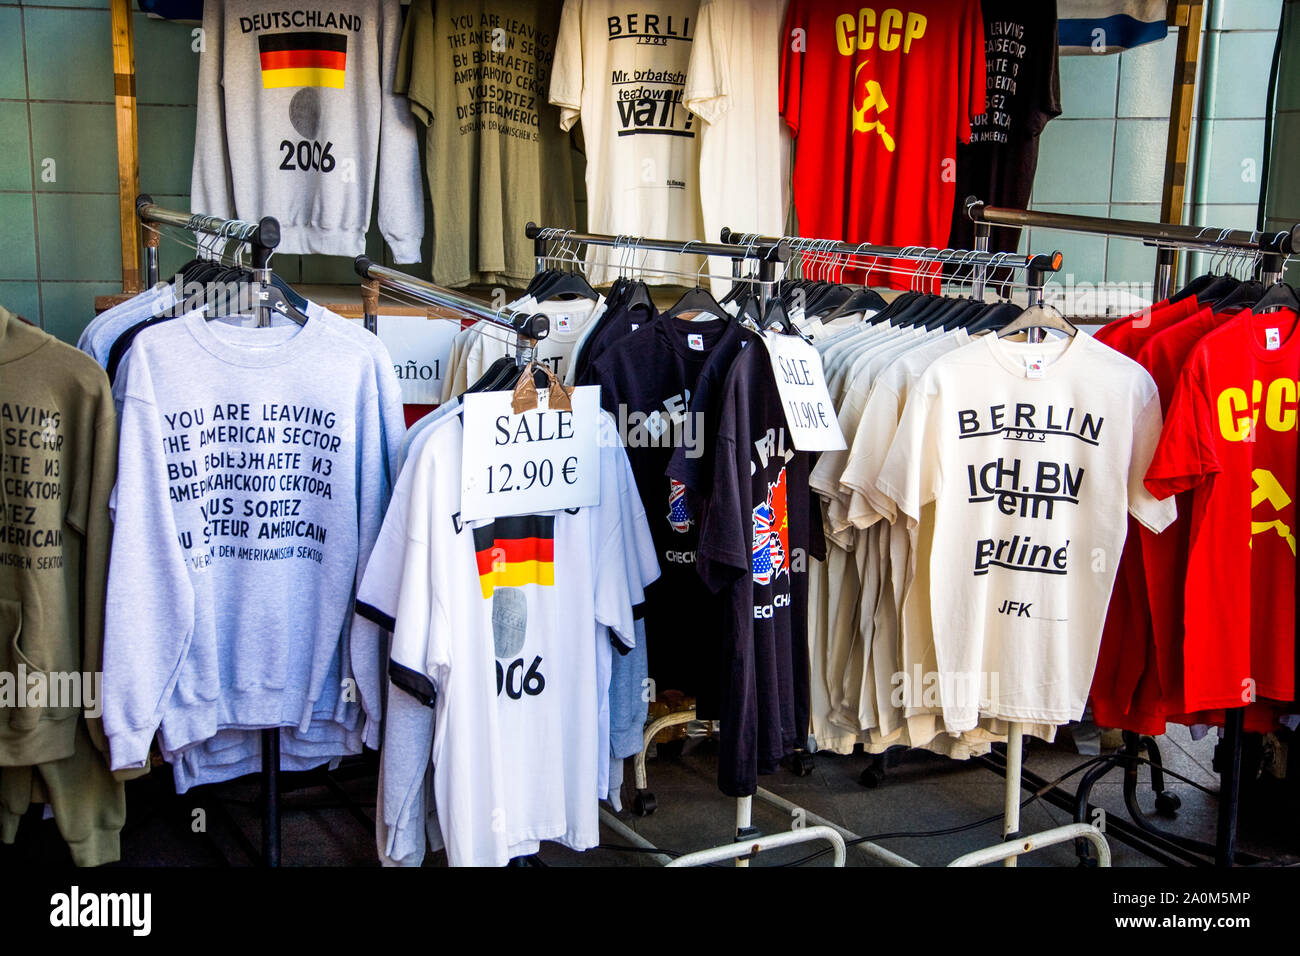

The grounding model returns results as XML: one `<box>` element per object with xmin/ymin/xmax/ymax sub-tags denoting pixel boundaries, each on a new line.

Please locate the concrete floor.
<box><xmin>4</xmin><ymin>722</ymin><xmax>1291</xmax><ymax>869</ymax></box>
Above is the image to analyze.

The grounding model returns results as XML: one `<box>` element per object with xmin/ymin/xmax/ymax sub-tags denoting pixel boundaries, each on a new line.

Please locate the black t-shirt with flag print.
<box><xmin>588</xmin><ymin>315</ymin><xmax>735</xmax><ymax>711</ymax></box>
<box><xmin>692</xmin><ymin>335</ymin><xmax>826</xmax><ymax>798</ymax></box>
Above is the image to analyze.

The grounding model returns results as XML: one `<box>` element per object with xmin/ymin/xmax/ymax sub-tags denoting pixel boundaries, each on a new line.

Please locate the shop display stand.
<box><xmin>136</xmin><ymin>196</ymin><xmax>386</xmax><ymax>866</ymax></box>
<box><xmin>966</xmin><ymin>200</ymin><xmax>1299</xmax><ymax>868</ymax></box>
<box><xmin>522</xmin><ymin>224</ymin><xmax>1102</xmax><ymax>867</ymax></box>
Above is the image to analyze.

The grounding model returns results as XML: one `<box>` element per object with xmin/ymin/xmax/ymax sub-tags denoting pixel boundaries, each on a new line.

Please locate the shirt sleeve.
<box><xmin>102</xmin><ymin>358</ymin><xmax>196</xmax><ymax>771</ymax></box>
<box><xmin>840</xmin><ymin>381</ymin><xmax>904</xmax><ymax>528</ymax></box>
<box><xmin>1128</xmin><ymin>387</ymin><xmax>1178</xmax><ymax>533</ymax></box>
<box><xmin>697</xmin><ymin>436</ymin><xmax>750</xmax><ymax>592</ymax></box>
<box><xmin>190</xmin><ymin>1</ymin><xmax>235</xmax><ymax>220</ymax></box>
<box><xmin>594</xmin><ymin>426</ymin><xmax>655</xmax><ymax>649</ymax></box>
<box><xmin>377</xmin><ymin>0</ymin><xmax>426</xmax><ymax>263</ymax></box>
<box><xmin>62</xmin><ymin>365</ymin><xmax>118</xmax><ymax>757</ymax></box>
<box><xmin>395</xmin><ymin>0</ymin><xmax>436</xmax><ymax>127</ymax></box>
<box><xmin>875</xmin><ymin>380</ymin><xmax>942</xmax><ymax>525</ymax></box>
<box><xmin>778</xmin><ymin>0</ymin><xmax>804</xmax><ymax>135</ymax></box>
<box><xmin>550</xmin><ymin>0</ymin><xmax>584</xmax><ymax>132</ymax></box>
<box><xmin>956</xmin><ymin>0</ymin><xmax>987</xmax><ymax>143</ymax></box>
<box><xmin>1144</xmin><ymin>352</ymin><xmax>1220</xmax><ymax>500</ymax></box>
<box><xmin>346</xmin><ymin>373</ymin><xmax>394</xmax><ymax>749</ymax></box>
<box><xmin>684</xmin><ymin>0</ymin><xmax>731</xmax><ymax>126</ymax></box>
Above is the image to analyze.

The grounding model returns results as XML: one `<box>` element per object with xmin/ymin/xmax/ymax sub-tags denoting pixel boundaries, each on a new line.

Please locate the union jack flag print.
<box><xmin>751</xmin><ymin>467</ymin><xmax>789</xmax><ymax>585</ymax></box>
<box><xmin>667</xmin><ymin>478</ymin><xmax>692</xmax><ymax>533</ymax></box>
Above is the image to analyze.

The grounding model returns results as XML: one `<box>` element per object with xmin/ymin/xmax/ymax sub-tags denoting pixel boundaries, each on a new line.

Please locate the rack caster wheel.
<box><xmin>633</xmin><ymin>791</ymin><xmax>657</xmax><ymax>816</ymax></box>
<box><xmin>1155</xmin><ymin>790</ymin><xmax>1181</xmax><ymax>817</ymax></box>
<box><xmin>859</xmin><ymin>767</ymin><xmax>884</xmax><ymax>789</ymax></box>
<box><xmin>790</xmin><ymin>752</ymin><xmax>815</xmax><ymax>776</ymax></box>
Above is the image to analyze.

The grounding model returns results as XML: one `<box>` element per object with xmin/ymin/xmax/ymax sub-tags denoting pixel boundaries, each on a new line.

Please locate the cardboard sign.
<box><xmin>460</xmin><ymin>385</ymin><xmax>602</xmax><ymax>520</ymax></box>
<box><xmin>372</xmin><ymin>314</ymin><xmax>459</xmax><ymax>404</ymax></box>
<box><xmin>761</xmin><ymin>330</ymin><xmax>846</xmax><ymax>451</ymax></box>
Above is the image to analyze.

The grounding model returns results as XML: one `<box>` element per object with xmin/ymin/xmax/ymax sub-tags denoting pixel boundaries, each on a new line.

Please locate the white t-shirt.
<box><xmin>387</xmin><ymin>411</ymin><xmax>657</xmax><ymax>866</ymax></box>
<box><xmin>462</xmin><ymin>295</ymin><xmax>607</xmax><ymax>387</ymax></box>
<box><xmin>684</xmin><ymin>0</ymin><xmax>789</xmax><ymax>296</ymax></box>
<box><xmin>874</xmin><ymin>331</ymin><xmax>1176</xmax><ymax>731</ymax></box>
<box><xmin>550</xmin><ymin>0</ymin><xmax>707</xmax><ymax>286</ymax></box>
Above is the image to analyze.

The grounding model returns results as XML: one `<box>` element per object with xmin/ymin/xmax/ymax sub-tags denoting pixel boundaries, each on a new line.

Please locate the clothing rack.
<box><xmin>137</xmin><ymin>194</ymin><xmax>291</xmax><ymax>866</ymax></box>
<box><xmin>135</xmin><ymin>195</ymin><xmax>390</xmax><ymax>867</ymax></box>
<box><xmin>965</xmin><ymin>197</ymin><xmax>1299</xmax><ymax>302</ymax></box>
<box><xmin>716</xmin><ymin>226</ymin><xmax>1102</xmax><ymax>866</ymax></box>
<box><xmin>719</xmin><ymin>226</ymin><xmax>1064</xmax><ymax>303</ymax></box>
<box><xmin>355</xmin><ymin>233</ymin><xmax>843</xmax><ymax>867</ymax></box>
<box><xmin>528</xmin><ymin>223</ymin><xmax>1103</xmax><ymax>867</ymax></box>
<box><xmin>966</xmin><ymin>198</ymin><xmax>1300</xmax><ymax>868</ymax></box>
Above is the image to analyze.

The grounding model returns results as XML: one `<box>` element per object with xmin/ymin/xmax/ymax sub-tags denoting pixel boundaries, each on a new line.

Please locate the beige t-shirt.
<box><xmin>875</xmin><ymin>331</ymin><xmax>1175</xmax><ymax>730</ymax></box>
<box><xmin>462</xmin><ymin>295</ymin><xmax>606</xmax><ymax>386</ymax></box>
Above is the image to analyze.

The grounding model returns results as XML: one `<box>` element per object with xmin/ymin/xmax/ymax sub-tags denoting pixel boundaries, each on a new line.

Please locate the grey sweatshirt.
<box><xmin>191</xmin><ymin>0</ymin><xmax>424</xmax><ymax>261</ymax></box>
<box><xmin>102</xmin><ymin>313</ymin><xmax>388</xmax><ymax>779</ymax></box>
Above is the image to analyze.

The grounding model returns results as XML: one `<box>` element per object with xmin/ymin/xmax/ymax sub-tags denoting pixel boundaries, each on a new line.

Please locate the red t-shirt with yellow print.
<box><xmin>779</xmin><ymin>1</ymin><xmax>985</xmax><ymax>287</ymax></box>
<box><xmin>1145</xmin><ymin>308</ymin><xmax>1300</xmax><ymax>710</ymax></box>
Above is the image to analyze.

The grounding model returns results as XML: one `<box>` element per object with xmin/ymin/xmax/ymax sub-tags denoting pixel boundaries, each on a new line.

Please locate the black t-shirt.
<box><xmin>665</xmin><ymin>321</ymin><xmax>755</xmax><ymax>516</ymax></box>
<box><xmin>695</xmin><ymin>336</ymin><xmax>826</xmax><ymax>798</ymax></box>
<box><xmin>574</xmin><ymin>298</ymin><xmax>658</xmax><ymax>386</ymax></box>
<box><xmin>950</xmin><ymin>0</ymin><xmax>1062</xmax><ymax>254</ymax></box>
<box><xmin>588</xmin><ymin>315</ymin><xmax>731</xmax><ymax>708</ymax></box>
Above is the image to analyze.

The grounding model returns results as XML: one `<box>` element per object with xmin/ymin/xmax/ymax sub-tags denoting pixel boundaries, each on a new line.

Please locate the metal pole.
<box><xmin>261</xmin><ymin>728</ymin><xmax>280</xmax><ymax>867</ymax></box>
<box><xmin>1215</xmin><ymin>709</ymin><xmax>1243</xmax><ymax>867</ymax></box>
<box><xmin>735</xmin><ymin>796</ymin><xmax>754</xmax><ymax>868</ymax></box>
<box><xmin>1002</xmin><ymin>725</ymin><xmax>1024</xmax><ymax>867</ymax></box>
<box><xmin>973</xmin><ymin>220</ymin><xmax>990</xmax><ymax>300</ymax></box>
<box><xmin>1155</xmin><ymin>247</ymin><xmax>1177</xmax><ymax>302</ymax></box>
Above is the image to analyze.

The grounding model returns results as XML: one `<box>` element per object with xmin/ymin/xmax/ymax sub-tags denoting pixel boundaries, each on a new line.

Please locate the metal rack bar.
<box><xmin>719</xmin><ymin>225</ymin><xmax>1063</xmax><ymax>280</ymax></box>
<box><xmin>352</xmin><ymin>256</ymin><xmax>552</xmax><ymax>346</ymax></box>
<box><xmin>966</xmin><ymin>197</ymin><xmax>1300</xmax><ymax>255</ymax></box>
<box><xmin>527</xmin><ymin>222</ymin><xmax>791</xmax><ymax>264</ymax></box>
<box><xmin>967</xmin><ymin>197</ymin><xmax>1300</xmax><ymax>301</ymax></box>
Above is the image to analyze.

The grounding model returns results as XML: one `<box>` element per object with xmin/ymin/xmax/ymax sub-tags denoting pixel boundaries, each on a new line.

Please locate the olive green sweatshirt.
<box><xmin>0</xmin><ymin>305</ymin><xmax>117</xmax><ymax>766</ymax></box>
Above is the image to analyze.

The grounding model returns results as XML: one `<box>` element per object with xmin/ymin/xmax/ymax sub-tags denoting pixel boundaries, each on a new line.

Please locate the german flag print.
<box><xmin>258</xmin><ymin>32</ymin><xmax>347</xmax><ymax>89</ymax></box>
<box><xmin>473</xmin><ymin>515</ymin><xmax>556</xmax><ymax>599</ymax></box>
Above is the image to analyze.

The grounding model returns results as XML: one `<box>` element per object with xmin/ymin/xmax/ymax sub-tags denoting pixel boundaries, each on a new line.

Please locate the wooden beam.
<box><xmin>111</xmin><ymin>0</ymin><xmax>142</xmax><ymax>294</ymax></box>
<box><xmin>1161</xmin><ymin>0</ymin><xmax>1204</xmax><ymax>226</ymax></box>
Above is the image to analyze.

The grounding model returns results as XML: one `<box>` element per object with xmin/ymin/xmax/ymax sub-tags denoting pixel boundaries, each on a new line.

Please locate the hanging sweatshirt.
<box><xmin>102</xmin><ymin>313</ymin><xmax>387</xmax><ymax>784</ymax></box>
<box><xmin>191</xmin><ymin>0</ymin><xmax>424</xmax><ymax>261</ymax></box>
<box><xmin>0</xmin><ymin>306</ymin><xmax>118</xmax><ymax>768</ymax></box>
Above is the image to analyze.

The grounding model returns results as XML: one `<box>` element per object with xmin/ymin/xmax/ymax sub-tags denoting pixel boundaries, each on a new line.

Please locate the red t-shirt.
<box><xmin>1089</xmin><ymin>297</ymin><xmax>1202</xmax><ymax>730</ymax></box>
<box><xmin>779</xmin><ymin>1</ymin><xmax>984</xmax><ymax>288</ymax></box>
<box><xmin>1146</xmin><ymin>309</ymin><xmax>1300</xmax><ymax>710</ymax></box>
<box><xmin>1133</xmin><ymin>305</ymin><xmax>1234</xmax><ymax>716</ymax></box>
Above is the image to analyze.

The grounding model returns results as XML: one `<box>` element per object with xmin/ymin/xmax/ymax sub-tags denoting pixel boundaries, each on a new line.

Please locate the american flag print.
<box><xmin>667</xmin><ymin>478</ymin><xmax>693</xmax><ymax>533</ymax></box>
<box><xmin>751</xmin><ymin>467</ymin><xmax>790</xmax><ymax>585</ymax></box>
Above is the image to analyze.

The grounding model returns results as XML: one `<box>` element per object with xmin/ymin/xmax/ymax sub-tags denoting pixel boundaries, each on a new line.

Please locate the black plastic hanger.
<box><xmin>662</xmin><ymin>284</ymin><xmax>730</xmax><ymax>323</ymax></box>
<box><xmin>1211</xmin><ymin>279</ymin><xmax>1265</xmax><ymax>312</ymax></box>
<box><xmin>964</xmin><ymin>301</ymin><xmax>1023</xmax><ymax>334</ymax></box>
<box><xmin>1252</xmin><ymin>280</ymin><xmax>1300</xmax><ymax>314</ymax></box>
<box><xmin>531</xmin><ymin>268</ymin><xmax>599</xmax><ymax>303</ymax></box>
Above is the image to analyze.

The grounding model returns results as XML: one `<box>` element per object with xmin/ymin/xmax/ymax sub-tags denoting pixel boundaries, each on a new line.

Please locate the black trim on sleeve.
<box><xmin>389</xmin><ymin>659</ymin><xmax>437</xmax><ymax>708</ymax></box>
<box><xmin>356</xmin><ymin>600</ymin><xmax>396</xmax><ymax>633</ymax></box>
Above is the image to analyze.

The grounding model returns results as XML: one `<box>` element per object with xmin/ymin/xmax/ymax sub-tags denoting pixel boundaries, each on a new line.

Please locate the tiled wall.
<box><xmin>1017</xmin><ymin>0</ymin><xmax>1281</xmax><ymax>304</ymax></box>
<box><xmin>0</xmin><ymin>0</ymin><xmax>400</xmax><ymax>342</ymax></box>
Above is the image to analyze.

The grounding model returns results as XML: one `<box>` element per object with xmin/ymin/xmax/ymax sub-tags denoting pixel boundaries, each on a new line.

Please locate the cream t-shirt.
<box><xmin>875</xmin><ymin>332</ymin><xmax>1175</xmax><ymax>730</ymax></box>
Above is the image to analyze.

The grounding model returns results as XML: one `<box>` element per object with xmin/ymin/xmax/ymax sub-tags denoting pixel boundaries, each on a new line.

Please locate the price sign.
<box><xmin>460</xmin><ymin>385</ymin><xmax>601</xmax><ymax>520</ymax></box>
<box><xmin>370</xmin><ymin>314</ymin><xmax>459</xmax><ymax>404</ymax></box>
<box><xmin>761</xmin><ymin>330</ymin><xmax>846</xmax><ymax>451</ymax></box>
